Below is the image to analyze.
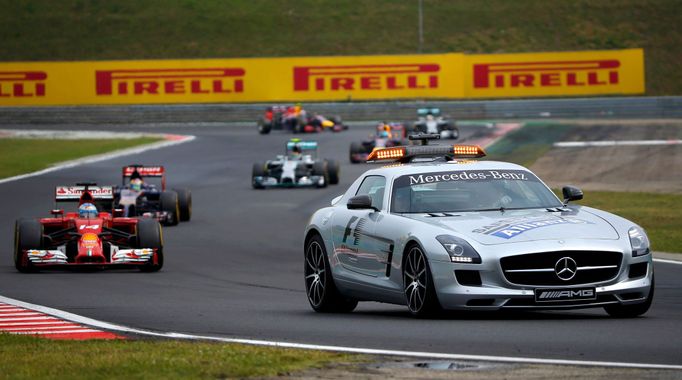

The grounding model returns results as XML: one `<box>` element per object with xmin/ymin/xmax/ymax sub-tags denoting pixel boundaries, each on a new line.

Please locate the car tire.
<box><xmin>304</xmin><ymin>234</ymin><xmax>357</xmax><ymax>313</ymax></box>
<box><xmin>174</xmin><ymin>188</ymin><xmax>192</xmax><ymax>222</ymax></box>
<box><xmin>257</xmin><ymin>118</ymin><xmax>272</xmax><ymax>134</ymax></box>
<box><xmin>326</xmin><ymin>159</ymin><xmax>340</xmax><ymax>185</ymax></box>
<box><xmin>137</xmin><ymin>219</ymin><xmax>164</xmax><ymax>272</ymax></box>
<box><xmin>312</xmin><ymin>161</ymin><xmax>328</xmax><ymax>188</ymax></box>
<box><xmin>252</xmin><ymin>162</ymin><xmax>266</xmax><ymax>189</ymax></box>
<box><xmin>604</xmin><ymin>276</ymin><xmax>654</xmax><ymax>318</ymax></box>
<box><xmin>451</xmin><ymin>126</ymin><xmax>460</xmax><ymax>140</ymax></box>
<box><xmin>403</xmin><ymin>243</ymin><xmax>442</xmax><ymax>317</ymax></box>
<box><xmin>159</xmin><ymin>191</ymin><xmax>180</xmax><ymax>226</ymax></box>
<box><xmin>349</xmin><ymin>142</ymin><xmax>363</xmax><ymax>164</ymax></box>
<box><xmin>14</xmin><ymin>219</ymin><xmax>42</xmax><ymax>273</ymax></box>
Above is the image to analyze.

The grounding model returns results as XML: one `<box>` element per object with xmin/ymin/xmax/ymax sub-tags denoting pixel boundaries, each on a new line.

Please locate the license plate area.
<box><xmin>534</xmin><ymin>287</ymin><xmax>596</xmax><ymax>302</ymax></box>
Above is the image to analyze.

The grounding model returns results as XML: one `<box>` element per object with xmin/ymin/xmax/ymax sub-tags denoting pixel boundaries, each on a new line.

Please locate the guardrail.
<box><xmin>0</xmin><ymin>96</ymin><xmax>680</xmax><ymax>125</ymax></box>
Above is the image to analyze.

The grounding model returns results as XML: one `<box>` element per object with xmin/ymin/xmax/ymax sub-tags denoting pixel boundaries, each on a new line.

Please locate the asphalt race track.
<box><xmin>1</xmin><ymin>122</ymin><xmax>680</xmax><ymax>366</ymax></box>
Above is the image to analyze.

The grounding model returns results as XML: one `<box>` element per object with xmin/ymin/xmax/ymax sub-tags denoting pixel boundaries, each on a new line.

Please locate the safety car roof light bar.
<box><xmin>367</xmin><ymin>144</ymin><xmax>486</xmax><ymax>163</ymax></box>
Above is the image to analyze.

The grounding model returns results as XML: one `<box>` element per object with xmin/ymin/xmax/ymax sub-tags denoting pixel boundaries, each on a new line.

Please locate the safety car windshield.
<box><xmin>391</xmin><ymin>169</ymin><xmax>563</xmax><ymax>213</ymax></box>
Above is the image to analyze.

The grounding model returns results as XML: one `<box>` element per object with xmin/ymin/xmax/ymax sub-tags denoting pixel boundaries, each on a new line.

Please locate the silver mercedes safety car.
<box><xmin>303</xmin><ymin>135</ymin><xmax>654</xmax><ymax>317</ymax></box>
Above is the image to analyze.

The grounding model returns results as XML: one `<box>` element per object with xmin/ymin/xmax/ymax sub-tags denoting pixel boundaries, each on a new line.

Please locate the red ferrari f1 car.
<box><xmin>13</xmin><ymin>183</ymin><xmax>164</xmax><ymax>272</ymax></box>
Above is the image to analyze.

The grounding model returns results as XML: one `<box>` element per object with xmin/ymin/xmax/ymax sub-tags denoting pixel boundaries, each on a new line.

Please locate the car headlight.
<box><xmin>436</xmin><ymin>235</ymin><xmax>482</xmax><ymax>264</ymax></box>
<box><xmin>628</xmin><ymin>226</ymin><xmax>650</xmax><ymax>257</ymax></box>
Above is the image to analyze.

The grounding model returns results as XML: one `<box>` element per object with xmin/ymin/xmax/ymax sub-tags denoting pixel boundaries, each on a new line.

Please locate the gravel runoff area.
<box><xmin>531</xmin><ymin>120</ymin><xmax>682</xmax><ymax>193</ymax></box>
<box><xmin>273</xmin><ymin>358</ymin><xmax>682</xmax><ymax>379</ymax></box>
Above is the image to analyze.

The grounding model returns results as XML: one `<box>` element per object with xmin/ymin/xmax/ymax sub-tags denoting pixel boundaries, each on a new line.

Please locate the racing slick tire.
<box><xmin>252</xmin><ymin>162</ymin><xmax>266</xmax><ymax>189</ymax></box>
<box><xmin>174</xmin><ymin>188</ymin><xmax>192</xmax><ymax>222</ymax></box>
<box><xmin>257</xmin><ymin>118</ymin><xmax>272</xmax><ymax>134</ymax></box>
<box><xmin>326</xmin><ymin>159</ymin><xmax>340</xmax><ymax>185</ymax></box>
<box><xmin>159</xmin><ymin>191</ymin><xmax>180</xmax><ymax>226</ymax></box>
<box><xmin>14</xmin><ymin>219</ymin><xmax>42</xmax><ymax>273</ymax></box>
<box><xmin>349</xmin><ymin>142</ymin><xmax>364</xmax><ymax>164</ymax></box>
<box><xmin>137</xmin><ymin>219</ymin><xmax>164</xmax><ymax>272</ymax></box>
<box><xmin>304</xmin><ymin>234</ymin><xmax>357</xmax><ymax>313</ymax></box>
<box><xmin>403</xmin><ymin>243</ymin><xmax>442</xmax><ymax>318</ymax></box>
<box><xmin>312</xmin><ymin>161</ymin><xmax>328</xmax><ymax>188</ymax></box>
<box><xmin>604</xmin><ymin>276</ymin><xmax>654</xmax><ymax>318</ymax></box>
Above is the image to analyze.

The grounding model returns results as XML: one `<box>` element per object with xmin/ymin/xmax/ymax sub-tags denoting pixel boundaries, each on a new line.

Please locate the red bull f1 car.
<box><xmin>14</xmin><ymin>184</ymin><xmax>164</xmax><ymax>272</ymax></box>
<box><xmin>257</xmin><ymin>105</ymin><xmax>347</xmax><ymax>134</ymax></box>
<box><xmin>113</xmin><ymin>165</ymin><xmax>191</xmax><ymax>226</ymax></box>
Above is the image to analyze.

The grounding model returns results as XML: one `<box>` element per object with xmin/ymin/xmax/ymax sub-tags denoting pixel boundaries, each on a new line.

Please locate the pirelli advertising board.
<box><xmin>0</xmin><ymin>49</ymin><xmax>643</xmax><ymax>106</ymax></box>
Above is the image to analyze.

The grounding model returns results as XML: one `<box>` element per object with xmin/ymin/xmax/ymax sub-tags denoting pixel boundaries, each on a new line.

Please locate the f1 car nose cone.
<box><xmin>555</xmin><ymin>257</ymin><xmax>578</xmax><ymax>281</ymax></box>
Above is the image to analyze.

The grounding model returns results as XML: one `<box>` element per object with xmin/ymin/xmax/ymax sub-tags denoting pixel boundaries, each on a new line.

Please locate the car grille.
<box><xmin>500</xmin><ymin>250</ymin><xmax>622</xmax><ymax>286</ymax></box>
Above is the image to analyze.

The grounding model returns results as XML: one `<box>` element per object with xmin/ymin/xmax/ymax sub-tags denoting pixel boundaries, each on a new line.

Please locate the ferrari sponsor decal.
<box><xmin>472</xmin><ymin>216</ymin><xmax>592</xmax><ymax>239</ymax></box>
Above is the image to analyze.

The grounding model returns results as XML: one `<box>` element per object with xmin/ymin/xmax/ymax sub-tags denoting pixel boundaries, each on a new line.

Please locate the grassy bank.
<box><xmin>0</xmin><ymin>334</ymin><xmax>352</xmax><ymax>379</ymax></box>
<box><xmin>485</xmin><ymin>121</ymin><xmax>572</xmax><ymax>167</ymax></box>
<box><xmin>0</xmin><ymin>138</ymin><xmax>160</xmax><ymax>179</ymax></box>
<box><xmin>577</xmin><ymin>191</ymin><xmax>681</xmax><ymax>253</ymax></box>
<box><xmin>0</xmin><ymin>0</ymin><xmax>680</xmax><ymax>95</ymax></box>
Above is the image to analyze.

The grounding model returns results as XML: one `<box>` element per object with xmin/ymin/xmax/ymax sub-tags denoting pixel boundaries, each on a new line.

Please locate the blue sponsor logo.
<box><xmin>490</xmin><ymin>217</ymin><xmax>590</xmax><ymax>239</ymax></box>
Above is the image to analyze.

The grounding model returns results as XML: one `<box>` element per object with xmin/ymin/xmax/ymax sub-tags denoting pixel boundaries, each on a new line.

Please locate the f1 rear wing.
<box><xmin>122</xmin><ymin>165</ymin><xmax>165</xmax><ymax>178</ymax></box>
<box><xmin>286</xmin><ymin>140</ymin><xmax>317</xmax><ymax>151</ymax></box>
<box><xmin>122</xmin><ymin>165</ymin><xmax>166</xmax><ymax>190</ymax></box>
<box><xmin>55</xmin><ymin>186</ymin><xmax>114</xmax><ymax>202</ymax></box>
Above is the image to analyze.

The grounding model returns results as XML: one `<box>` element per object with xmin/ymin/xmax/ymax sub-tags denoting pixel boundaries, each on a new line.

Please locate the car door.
<box><xmin>331</xmin><ymin>175</ymin><xmax>393</xmax><ymax>278</ymax></box>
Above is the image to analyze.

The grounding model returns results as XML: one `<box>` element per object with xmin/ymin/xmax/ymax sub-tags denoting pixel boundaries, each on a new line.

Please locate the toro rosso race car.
<box><xmin>304</xmin><ymin>134</ymin><xmax>653</xmax><ymax>318</ymax></box>
<box><xmin>349</xmin><ymin>122</ymin><xmax>408</xmax><ymax>163</ymax></box>
<box><xmin>113</xmin><ymin>165</ymin><xmax>191</xmax><ymax>226</ymax></box>
<box><xmin>257</xmin><ymin>105</ymin><xmax>347</xmax><ymax>134</ymax></box>
<box><xmin>413</xmin><ymin>107</ymin><xmax>459</xmax><ymax>140</ymax></box>
<box><xmin>252</xmin><ymin>139</ymin><xmax>340</xmax><ymax>189</ymax></box>
<box><xmin>14</xmin><ymin>184</ymin><xmax>164</xmax><ymax>272</ymax></box>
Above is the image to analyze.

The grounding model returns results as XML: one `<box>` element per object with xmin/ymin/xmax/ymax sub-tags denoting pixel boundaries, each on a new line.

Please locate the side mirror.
<box><xmin>562</xmin><ymin>186</ymin><xmax>584</xmax><ymax>204</ymax></box>
<box><xmin>51</xmin><ymin>209</ymin><xmax>64</xmax><ymax>216</ymax></box>
<box><xmin>347</xmin><ymin>195</ymin><xmax>378</xmax><ymax>211</ymax></box>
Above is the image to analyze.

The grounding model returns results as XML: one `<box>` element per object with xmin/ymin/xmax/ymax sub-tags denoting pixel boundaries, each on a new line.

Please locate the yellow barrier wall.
<box><xmin>0</xmin><ymin>49</ymin><xmax>643</xmax><ymax>106</ymax></box>
<box><xmin>464</xmin><ymin>49</ymin><xmax>644</xmax><ymax>98</ymax></box>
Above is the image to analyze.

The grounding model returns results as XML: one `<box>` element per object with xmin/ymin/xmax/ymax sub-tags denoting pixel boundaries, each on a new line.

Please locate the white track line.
<box><xmin>555</xmin><ymin>140</ymin><xmax>682</xmax><ymax>148</ymax></box>
<box><xmin>654</xmin><ymin>258</ymin><xmax>682</xmax><ymax>265</ymax></box>
<box><xmin>0</xmin><ymin>134</ymin><xmax>195</xmax><ymax>185</ymax></box>
<box><xmin>0</xmin><ymin>295</ymin><xmax>680</xmax><ymax>370</ymax></box>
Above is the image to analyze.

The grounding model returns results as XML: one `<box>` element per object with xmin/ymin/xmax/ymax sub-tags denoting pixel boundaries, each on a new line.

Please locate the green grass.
<box><xmin>575</xmin><ymin>191</ymin><xmax>682</xmax><ymax>253</ymax></box>
<box><xmin>0</xmin><ymin>138</ymin><xmax>160</xmax><ymax>179</ymax></box>
<box><xmin>485</xmin><ymin>122</ymin><xmax>573</xmax><ymax>167</ymax></box>
<box><xmin>0</xmin><ymin>0</ymin><xmax>680</xmax><ymax>95</ymax></box>
<box><xmin>0</xmin><ymin>334</ymin><xmax>353</xmax><ymax>379</ymax></box>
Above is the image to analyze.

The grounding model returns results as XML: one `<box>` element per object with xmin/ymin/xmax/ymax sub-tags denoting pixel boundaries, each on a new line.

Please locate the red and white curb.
<box><xmin>1</xmin><ymin>294</ymin><xmax>681</xmax><ymax>370</ymax></box>
<box><xmin>0</xmin><ymin>130</ymin><xmax>195</xmax><ymax>185</ymax></box>
<box><xmin>0</xmin><ymin>301</ymin><xmax>121</xmax><ymax>340</ymax></box>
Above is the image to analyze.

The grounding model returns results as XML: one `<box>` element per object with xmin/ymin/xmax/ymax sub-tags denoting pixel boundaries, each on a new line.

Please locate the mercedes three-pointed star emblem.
<box><xmin>554</xmin><ymin>257</ymin><xmax>578</xmax><ymax>281</ymax></box>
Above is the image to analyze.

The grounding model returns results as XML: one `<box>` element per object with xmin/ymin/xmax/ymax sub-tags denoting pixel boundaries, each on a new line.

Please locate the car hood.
<box><xmin>403</xmin><ymin>207</ymin><xmax>620</xmax><ymax>245</ymax></box>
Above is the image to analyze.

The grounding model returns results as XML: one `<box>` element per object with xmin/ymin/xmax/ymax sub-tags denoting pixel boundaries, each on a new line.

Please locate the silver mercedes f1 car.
<box><xmin>303</xmin><ymin>134</ymin><xmax>654</xmax><ymax>317</ymax></box>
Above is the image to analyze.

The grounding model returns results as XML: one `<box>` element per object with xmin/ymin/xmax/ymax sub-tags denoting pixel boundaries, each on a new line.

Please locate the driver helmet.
<box><xmin>379</xmin><ymin>131</ymin><xmax>390</xmax><ymax>138</ymax></box>
<box><xmin>291</xmin><ymin>144</ymin><xmax>302</xmax><ymax>158</ymax></box>
<box><xmin>78</xmin><ymin>203</ymin><xmax>98</xmax><ymax>219</ymax></box>
<box><xmin>130</xmin><ymin>178</ymin><xmax>143</xmax><ymax>191</ymax></box>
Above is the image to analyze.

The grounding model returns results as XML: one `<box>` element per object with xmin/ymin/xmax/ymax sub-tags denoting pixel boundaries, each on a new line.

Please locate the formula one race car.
<box><xmin>13</xmin><ymin>184</ymin><xmax>164</xmax><ymax>272</ymax></box>
<box><xmin>349</xmin><ymin>122</ymin><xmax>409</xmax><ymax>163</ymax></box>
<box><xmin>257</xmin><ymin>105</ymin><xmax>347</xmax><ymax>134</ymax></box>
<box><xmin>252</xmin><ymin>139</ymin><xmax>340</xmax><ymax>189</ymax></box>
<box><xmin>113</xmin><ymin>165</ymin><xmax>191</xmax><ymax>226</ymax></box>
<box><xmin>412</xmin><ymin>107</ymin><xmax>459</xmax><ymax>139</ymax></box>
